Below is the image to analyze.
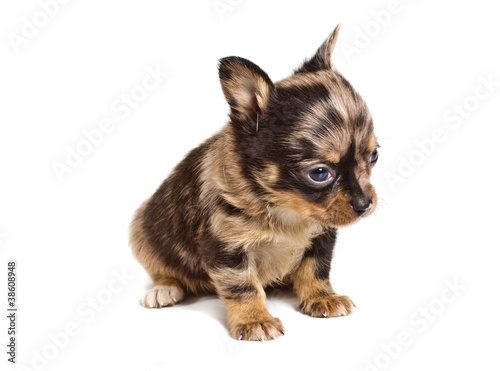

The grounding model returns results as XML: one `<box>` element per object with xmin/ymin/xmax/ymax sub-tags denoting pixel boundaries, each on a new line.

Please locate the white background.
<box><xmin>1</xmin><ymin>1</ymin><xmax>499</xmax><ymax>370</ymax></box>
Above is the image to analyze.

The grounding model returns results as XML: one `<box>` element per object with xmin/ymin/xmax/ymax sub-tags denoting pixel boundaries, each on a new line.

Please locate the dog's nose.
<box><xmin>351</xmin><ymin>198</ymin><xmax>373</xmax><ymax>216</ymax></box>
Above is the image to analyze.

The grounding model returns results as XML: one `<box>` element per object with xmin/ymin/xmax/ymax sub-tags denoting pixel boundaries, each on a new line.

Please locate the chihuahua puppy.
<box><xmin>130</xmin><ymin>24</ymin><xmax>378</xmax><ymax>341</ymax></box>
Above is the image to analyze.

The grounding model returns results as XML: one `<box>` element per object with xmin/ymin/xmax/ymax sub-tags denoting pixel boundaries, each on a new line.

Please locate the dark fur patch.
<box><xmin>202</xmin><ymin>240</ymin><xmax>247</xmax><ymax>271</ymax></box>
<box><xmin>216</xmin><ymin>196</ymin><xmax>247</xmax><ymax>218</ymax></box>
<box><xmin>304</xmin><ymin>228</ymin><xmax>337</xmax><ymax>280</ymax></box>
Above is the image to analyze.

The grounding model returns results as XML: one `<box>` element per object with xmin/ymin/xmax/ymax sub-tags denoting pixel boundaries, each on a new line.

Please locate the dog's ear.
<box><xmin>295</xmin><ymin>24</ymin><xmax>341</xmax><ymax>73</ymax></box>
<box><xmin>219</xmin><ymin>57</ymin><xmax>274</xmax><ymax>124</ymax></box>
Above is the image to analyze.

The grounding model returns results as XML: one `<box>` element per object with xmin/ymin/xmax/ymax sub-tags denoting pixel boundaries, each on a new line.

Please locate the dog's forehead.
<box><xmin>276</xmin><ymin>71</ymin><xmax>375</xmax><ymax>162</ymax></box>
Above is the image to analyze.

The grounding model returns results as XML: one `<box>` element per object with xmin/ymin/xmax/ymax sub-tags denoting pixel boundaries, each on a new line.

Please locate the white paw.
<box><xmin>140</xmin><ymin>285</ymin><xmax>185</xmax><ymax>308</ymax></box>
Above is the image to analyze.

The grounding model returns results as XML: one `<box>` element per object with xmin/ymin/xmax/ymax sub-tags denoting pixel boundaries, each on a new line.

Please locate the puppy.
<box><xmin>130</xmin><ymin>24</ymin><xmax>378</xmax><ymax>341</ymax></box>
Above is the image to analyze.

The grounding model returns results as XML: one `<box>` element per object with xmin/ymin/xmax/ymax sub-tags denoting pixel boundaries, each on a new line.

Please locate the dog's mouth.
<box><xmin>318</xmin><ymin>192</ymin><xmax>377</xmax><ymax>227</ymax></box>
<box><xmin>268</xmin><ymin>186</ymin><xmax>377</xmax><ymax>228</ymax></box>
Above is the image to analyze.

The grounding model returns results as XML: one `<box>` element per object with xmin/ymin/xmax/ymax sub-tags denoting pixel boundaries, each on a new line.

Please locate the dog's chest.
<box><xmin>249</xmin><ymin>239</ymin><xmax>307</xmax><ymax>286</ymax></box>
<box><xmin>247</xmin><ymin>213</ymin><xmax>323</xmax><ymax>286</ymax></box>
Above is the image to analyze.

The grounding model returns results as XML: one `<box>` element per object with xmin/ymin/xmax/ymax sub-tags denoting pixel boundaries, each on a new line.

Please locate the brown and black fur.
<box><xmin>130</xmin><ymin>25</ymin><xmax>378</xmax><ymax>341</ymax></box>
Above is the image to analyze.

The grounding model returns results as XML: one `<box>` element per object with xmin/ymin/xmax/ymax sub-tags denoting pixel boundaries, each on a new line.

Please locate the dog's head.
<box><xmin>218</xmin><ymin>25</ymin><xmax>378</xmax><ymax>227</ymax></box>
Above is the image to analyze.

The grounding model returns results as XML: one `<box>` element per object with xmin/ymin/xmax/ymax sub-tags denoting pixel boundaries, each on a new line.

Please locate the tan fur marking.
<box><xmin>220</xmin><ymin>62</ymin><xmax>271</xmax><ymax>114</ymax></box>
<box><xmin>225</xmin><ymin>296</ymin><xmax>284</xmax><ymax>341</ymax></box>
<box><xmin>326</xmin><ymin>153</ymin><xmax>341</xmax><ymax>164</ymax></box>
<box><xmin>293</xmin><ymin>257</ymin><xmax>355</xmax><ymax>318</ymax></box>
<box><xmin>293</xmin><ymin>257</ymin><xmax>334</xmax><ymax>303</ymax></box>
<box><xmin>367</xmin><ymin>134</ymin><xmax>377</xmax><ymax>152</ymax></box>
<box><xmin>260</xmin><ymin>163</ymin><xmax>280</xmax><ymax>185</ymax></box>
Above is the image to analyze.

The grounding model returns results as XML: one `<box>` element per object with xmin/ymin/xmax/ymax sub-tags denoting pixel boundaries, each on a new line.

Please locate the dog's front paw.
<box><xmin>230</xmin><ymin>316</ymin><xmax>285</xmax><ymax>341</ymax></box>
<box><xmin>300</xmin><ymin>294</ymin><xmax>356</xmax><ymax>318</ymax></box>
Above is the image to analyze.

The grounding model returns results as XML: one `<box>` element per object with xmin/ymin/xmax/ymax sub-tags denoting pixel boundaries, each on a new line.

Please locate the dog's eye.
<box><xmin>369</xmin><ymin>149</ymin><xmax>379</xmax><ymax>164</ymax></box>
<box><xmin>309</xmin><ymin>167</ymin><xmax>330</xmax><ymax>182</ymax></box>
<box><xmin>306</xmin><ymin>165</ymin><xmax>332</xmax><ymax>184</ymax></box>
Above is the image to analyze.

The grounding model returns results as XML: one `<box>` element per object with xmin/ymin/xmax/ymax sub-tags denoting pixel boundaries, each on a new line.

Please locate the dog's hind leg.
<box><xmin>140</xmin><ymin>276</ymin><xmax>185</xmax><ymax>308</ymax></box>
